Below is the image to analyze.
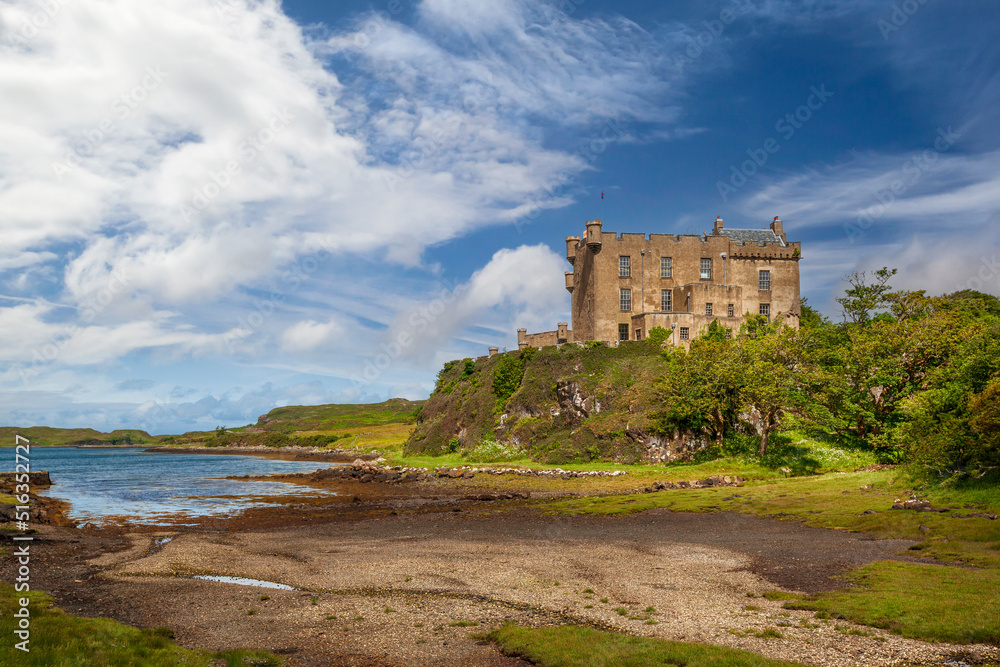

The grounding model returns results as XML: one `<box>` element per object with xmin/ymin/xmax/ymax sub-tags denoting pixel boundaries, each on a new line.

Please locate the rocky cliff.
<box><xmin>405</xmin><ymin>341</ymin><xmax>708</xmax><ymax>464</ymax></box>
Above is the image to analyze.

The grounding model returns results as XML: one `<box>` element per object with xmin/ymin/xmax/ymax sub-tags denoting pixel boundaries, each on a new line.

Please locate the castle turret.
<box><xmin>586</xmin><ymin>220</ymin><xmax>603</xmax><ymax>250</ymax></box>
<box><xmin>557</xmin><ymin>322</ymin><xmax>568</xmax><ymax>342</ymax></box>
<box><xmin>517</xmin><ymin>328</ymin><xmax>528</xmax><ymax>351</ymax></box>
<box><xmin>566</xmin><ymin>236</ymin><xmax>580</xmax><ymax>264</ymax></box>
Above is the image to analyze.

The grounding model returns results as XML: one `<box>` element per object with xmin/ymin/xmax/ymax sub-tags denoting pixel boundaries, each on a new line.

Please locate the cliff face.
<box><xmin>405</xmin><ymin>342</ymin><xmax>708</xmax><ymax>464</ymax></box>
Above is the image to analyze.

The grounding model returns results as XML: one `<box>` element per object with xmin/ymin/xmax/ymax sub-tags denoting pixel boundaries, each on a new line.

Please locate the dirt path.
<box><xmin>8</xmin><ymin>502</ymin><xmax>984</xmax><ymax>667</ymax></box>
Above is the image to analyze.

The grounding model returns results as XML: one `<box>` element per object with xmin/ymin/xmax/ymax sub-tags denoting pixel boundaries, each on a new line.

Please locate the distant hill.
<box><xmin>0</xmin><ymin>427</ymin><xmax>161</xmax><ymax>447</ymax></box>
<box><xmin>251</xmin><ymin>398</ymin><xmax>425</xmax><ymax>433</ymax></box>
<box><xmin>1</xmin><ymin>400</ymin><xmax>426</xmax><ymax>449</ymax></box>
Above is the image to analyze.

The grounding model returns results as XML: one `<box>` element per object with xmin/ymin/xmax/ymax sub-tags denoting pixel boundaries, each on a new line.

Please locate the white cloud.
<box><xmin>281</xmin><ymin>318</ymin><xmax>346</xmax><ymax>352</ymax></box>
<box><xmin>0</xmin><ymin>0</ymin><xmax>685</xmax><ymax>374</ymax></box>
<box><xmin>382</xmin><ymin>244</ymin><xmax>568</xmax><ymax>364</ymax></box>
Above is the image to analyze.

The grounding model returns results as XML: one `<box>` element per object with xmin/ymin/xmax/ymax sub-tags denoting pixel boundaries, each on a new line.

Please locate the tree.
<box><xmin>734</xmin><ymin>325</ymin><xmax>809</xmax><ymax>455</ymax></box>
<box><xmin>798</xmin><ymin>297</ymin><xmax>828</xmax><ymax>329</ymax></box>
<box><xmin>701</xmin><ymin>319</ymin><xmax>730</xmax><ymax>342</ymax></box>
<box><xmin>969</xmin><ymin>377</ymin><xmax>1000</xmax><ymax>471</ymax></box>
<box><xmin>656</xmin><ymin>337</ymin><xmax>741</xmax><ymax>447</ymax></box>
<box><xmin>836</xmin><ymin>267</ymin><xmax>897</xmax><ymax>324</ymax></box>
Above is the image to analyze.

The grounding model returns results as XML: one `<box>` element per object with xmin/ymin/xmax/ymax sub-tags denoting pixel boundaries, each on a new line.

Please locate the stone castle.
<box><xmin>496</xmin><ymin>216</ymin><xmax>801</xmax><ymax>353</ymax></box>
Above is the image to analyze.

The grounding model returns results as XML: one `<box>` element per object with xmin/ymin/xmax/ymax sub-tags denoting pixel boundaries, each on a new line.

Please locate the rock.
<box><xmin>918</xmin><ymin>525</ymin><xmax>930</xmax><ymax>533</ymax></box>
<box><xmin>891</xmin><ymin>499</ymin><xmax>931</xmax><ymax>511</ymax></box>
<box><xmin>776</xmin><ymin>619</ymin><xmax>792</xmax><ymax>626</ymax></box>
<box><xmin>860</xmin><ymin>509</ymin><xmax>877</xmax><ymax>516</ymax></box>
<box><xmin>352</xmin><ymin>459</ymin><xmax>366</xmax><ymax>466</ymax></box>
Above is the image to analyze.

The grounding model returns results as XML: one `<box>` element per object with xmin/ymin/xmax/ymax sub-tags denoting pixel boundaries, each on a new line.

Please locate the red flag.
<box><xmin>600</xmin><ymin>192</ymin><xmax>604</xmax><ymax>199</ymax></box>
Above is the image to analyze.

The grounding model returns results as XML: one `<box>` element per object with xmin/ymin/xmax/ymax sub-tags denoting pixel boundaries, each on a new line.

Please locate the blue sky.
<box><xmin>1</xmin><ymin>0</ymin><xmax>998</xmax><ymax>434</ymax></box>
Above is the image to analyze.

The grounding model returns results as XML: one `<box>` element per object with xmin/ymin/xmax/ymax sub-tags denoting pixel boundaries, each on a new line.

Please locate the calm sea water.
<box><xmin>1</xmin><ymin>447</ymin><xmax>337</xmax><ymax>526</ymax></box>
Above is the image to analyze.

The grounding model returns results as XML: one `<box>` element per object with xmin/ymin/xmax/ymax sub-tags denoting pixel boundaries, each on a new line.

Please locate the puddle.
<box><xmin>148</xmin><ymin>536</ymin><xmax>174</xmax><ymax>555</ymax></box>
<box><xmin>191</xmin><ymin>575</ymin><xmax>297</xmax><ymax>590</ymax></box>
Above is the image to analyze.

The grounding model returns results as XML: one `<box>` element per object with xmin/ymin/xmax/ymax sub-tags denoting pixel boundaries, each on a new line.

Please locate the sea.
<box><xmin>1</xmin><ymin>446</ymin><xmax>337</xmax><ymax>526</ymax></box>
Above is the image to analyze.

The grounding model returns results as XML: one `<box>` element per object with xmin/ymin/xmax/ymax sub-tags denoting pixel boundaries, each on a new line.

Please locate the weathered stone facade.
<box><xmin>518</xmin><ymin>216</ymin><xmax>801</xmax><ymax>348</ymax></box>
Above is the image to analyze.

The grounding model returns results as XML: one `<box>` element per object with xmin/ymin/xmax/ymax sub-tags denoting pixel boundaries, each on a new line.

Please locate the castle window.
<box><xmin>728</xmin><ymin>304</ymin><xmax>734</xmax><ymax>317</ymax></box>
<box><xmin>759</xmin><ymin>270</ymin><xmax>771</xmax><ymax>291</ymax></box>
<box><xmin>635</xmin><ymin>328</ymin><xmax>642</xmax><ymax>341</ymax></box>
<box><xmin>660</xmin><ymin>256</ymin><xmax>672</xmax><ymax>278</ymax></box>
<box><xmin>661</xmin><ymin>289</ymin><xmax>672</xmax><ymax>312</ymax></box>
<box><xmin>726</xmin><ymin>329</ymin><xmax>732</xmax><ymax>340</ymax></box>
<box><xmin>759</xmin><ymin>303</ymin><xmax>770</xmax><ymax>320</ymax></box>
<box><xmin>620</xmin><ymin>288</ymin><xmax>631</xmax><ymax>311</ymax></box>
<box><xmin>619</xmin><ymin>255</ymin><xmax>631</xmax><ymax>277</ymax></box>
<box><xmin>618</xmin><ymin>323</ymin><xmax>629</xmax><ymax>341</ymax></box>
<box><xmin>700</xmin><ymin>258</ymin><xmax>712</xmax><ymax>280</ymax></box>
<box><xmin>679</xmin><ymin>327</ymin><xmax>689</xmax><ymax>341</ymax></box>
<box><xmin>706</xmin><ymin>303</ymin><xmax>713</xmax><ymax>316</ymax></box>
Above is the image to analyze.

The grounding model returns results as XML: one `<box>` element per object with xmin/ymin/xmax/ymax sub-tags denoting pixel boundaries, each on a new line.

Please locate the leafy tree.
<box><xmin>836</xmin><ymin>267</ymin><xmax>897</xmax><ymax>324</ymax></box>
<box><xmin>798</xmin><ymin>297</ymin><xmax>828</xmax><ymax>329</ymax></box>
<box><xmin>701</xmin><ymin>319</ymin><xmax>730</xmax><ymax>342</ymax></box>
<box><xmin>655</xmin><ymin>337</ymin><xmax>741</xmax><ymax>447</ymax></box>
<box><xmin>734</xmin><ymin>325</ymin><xmax>811</xmax><ymax>455</ymax></box>
<box><xmin>969</xmin><ymin>377</ymin><xmax>1000</xmax><ymax>471</ymax></box>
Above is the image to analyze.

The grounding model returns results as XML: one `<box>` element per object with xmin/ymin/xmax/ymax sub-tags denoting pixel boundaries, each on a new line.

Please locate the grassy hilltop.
<box><xmin>0</xmin><ymin>426</ymin><xmax>160</xmax><ymax>447</ymax></box>
<box><xmin>408</xmin><ymin>341</ymin><xmax>676</xmax><ymax>464</ymax></box>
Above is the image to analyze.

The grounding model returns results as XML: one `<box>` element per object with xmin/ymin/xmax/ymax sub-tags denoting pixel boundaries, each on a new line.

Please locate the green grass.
<box><xmin>485</xmin><ymin>624</ymin><xmax>806</xmax><ymax>667</ymax></box>
<box><xmin>0</xmin><ymin>585</ymin><xmax>281</xmax><ymax>666</ymax></box>
<box><xmin>786</xmin><ymin>560</ymin><xmax>1000</xmax><ymax>644</ymax></box>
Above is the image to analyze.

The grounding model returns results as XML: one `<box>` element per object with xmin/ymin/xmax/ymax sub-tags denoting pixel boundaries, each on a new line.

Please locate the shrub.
<box><xmin>464</xmin><ymin>440</ymin><xmax>525</xmax><ymax>463</ymax></box>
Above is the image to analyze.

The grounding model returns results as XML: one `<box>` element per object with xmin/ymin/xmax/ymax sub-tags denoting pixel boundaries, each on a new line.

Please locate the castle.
<box><xmin>498</xmin><ymin>216</ymin><xmax>801</xmax><ymax>353</ymax></box>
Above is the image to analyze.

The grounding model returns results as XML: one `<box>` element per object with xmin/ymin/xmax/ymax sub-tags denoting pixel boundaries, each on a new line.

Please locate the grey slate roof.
<box><xmin>718</xmin><ymin>228</ymin><xmax>784</xmax><ymax>246</ymax></box>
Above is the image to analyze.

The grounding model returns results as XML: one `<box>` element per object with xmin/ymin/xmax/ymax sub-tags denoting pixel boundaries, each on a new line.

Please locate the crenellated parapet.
<box><xmin>727</xmin><ymin>241</ymin><xmax>801</xmax><ymax>260</ymax></box>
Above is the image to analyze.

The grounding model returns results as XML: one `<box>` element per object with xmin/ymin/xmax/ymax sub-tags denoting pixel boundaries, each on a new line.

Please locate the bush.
<box><xmin>464</xmin><ymin>440</ymin><xmax>525</xmax><ymax>463</ymax></box>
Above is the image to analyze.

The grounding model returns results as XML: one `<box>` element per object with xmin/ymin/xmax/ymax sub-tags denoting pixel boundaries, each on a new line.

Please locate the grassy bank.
<box><xmin>784</xmin><ymin>561</ymin><xmax>1000</xmax><ymax>644</ymax></box>
<box><xmin>485</xmin><ymin>624</ymin><xmax>806</xmax><ymax>667</ymax></box>
<box><xmin>0</xmin><ymin>585</ymin><xmax>281</xmax><ymax>666</ymax></box>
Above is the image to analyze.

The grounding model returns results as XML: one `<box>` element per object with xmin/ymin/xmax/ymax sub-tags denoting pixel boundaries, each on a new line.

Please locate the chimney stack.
<box><xmin>770</xmin><ymin>216</ymin><xmax>785</xmax><ymax>242</ymax></box>
<box><xmin>714</xmin><ymin>216</ymin><xmax>724</xmax><ymax>235</ymax></box>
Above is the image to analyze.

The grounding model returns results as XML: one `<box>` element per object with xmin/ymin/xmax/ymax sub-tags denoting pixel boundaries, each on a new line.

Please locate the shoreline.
<box><xmin>140</xmin><ymin>445</ymin><xmax>380</xmax><ymax>463</ymax></box>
